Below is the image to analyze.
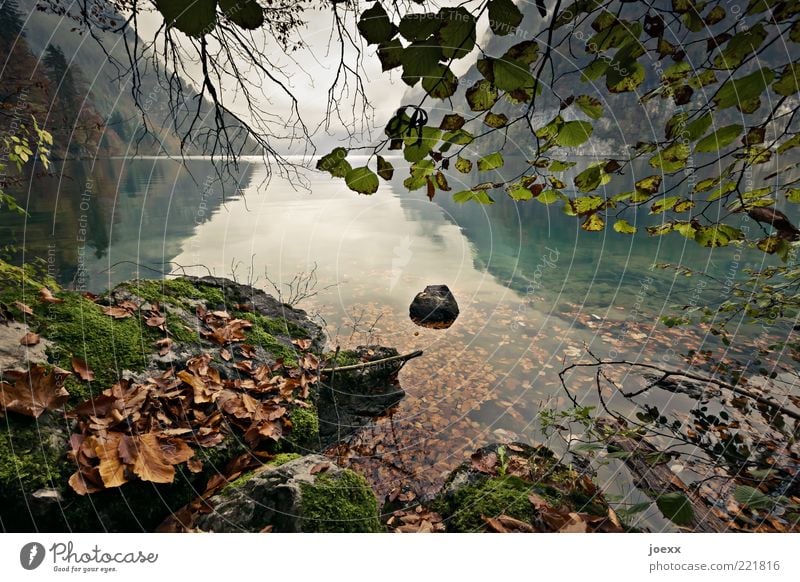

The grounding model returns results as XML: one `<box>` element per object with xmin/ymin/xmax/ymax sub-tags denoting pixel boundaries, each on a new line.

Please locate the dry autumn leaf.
<box><xmin>14</xmin><ymin>301</ymin><xmax>33</xmax><ymax>315</ymax></box>
<box><xmin>470</xmin><ymin>450</ymin><xmax>498</xmax><ymax>474</ymax></box>
<box><xmin>71</xmin><ymin>357</ymin><xmax>95</xmax><ymax>382</ymax></box>
<box><xmin>129</xmin><ymin>433</ymin><xmax>195</xmax><ymax>484</ymax></box>
<box><xmin>0</xmin><ymin>365</ymin><xmax>70</xmax><ymax>417</ymax></box>
<box><xmin>19</xmin><ymin>332</ymin><xmax>40</xmax><ymax>346</ymax></box>
<box><xmin>38</xmin><ymin>287</ymin><xmax>64</xmax><ymax>304</ymax></box>
<box><xmin>95</xmin><ymin>433</ymin><xmax>128</xmax><ymax>488</ymax></box>
<box><xmin>102</xmin><ymin>305</ymin><xmax>134</xmax><ymax>319</ymax></box>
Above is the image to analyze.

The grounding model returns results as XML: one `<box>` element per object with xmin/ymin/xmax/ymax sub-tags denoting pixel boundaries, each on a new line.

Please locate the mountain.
<box><xmin>0</xmin><ymin>0</ymin><xmax>255</xmax><ymax>159</ymax></box>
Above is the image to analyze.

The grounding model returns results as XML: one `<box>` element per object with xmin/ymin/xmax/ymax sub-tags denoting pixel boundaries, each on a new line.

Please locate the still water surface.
<box><xmin>3</xmin><ymin>156</ymin><xmax>778</xmax><ymax>523</ymax></box>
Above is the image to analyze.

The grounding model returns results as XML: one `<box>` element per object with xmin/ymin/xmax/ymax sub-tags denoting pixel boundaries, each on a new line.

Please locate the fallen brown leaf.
<box><xmin>14</xmin><ymin>301</ymin><xmax>33</xmax><ymax>315</ymax></box>
<box><xmin>19</xmin><ymin>332</ymin><xmax>40</xmax><ymax>346</ymax></box>
<box><xmin>0</xmin><ymin>365</ymin><xmax>70</xmax><ymax>417</ymax></box>
<box><xmin>102</xmin><ymin>305</ymin><xmax>134</xmax><ymax>319</ymax></box>
<box><xmin>38</xmin><ymin>287</ymin><xmax>63</xmax><ymax>304</ymax></box>
<box><xmin>71</xmin><ymin>357</ymin><xmax>95</xmax><ymax>382</ymax></box>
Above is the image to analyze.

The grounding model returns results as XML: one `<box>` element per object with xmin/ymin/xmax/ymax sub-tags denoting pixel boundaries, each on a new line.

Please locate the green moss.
<box><xmin>0</xmin><ymin>416</ymin><xmax>67</xmax><ymax>493</ymax></box>
<box><xmin>244</xmin><ymin>324</ymin><xmax>297</xmax><ymax>365</ymax></box>
<box><xmin>37</xmin><ymin>294</ymin><xmax>157</xmax><ymax>399</ymax></box>
<box><xmin>270</xmin><ymin>452</ymin><xmax>302</xmax><ymax>466</ymax></box>
<box><xmin>236</xmin><ymin>311</ymin><xmax>308</xmax><ymax>340</ymax></box>
<box><xmin>165</xmin><ymin>312</ymin><xmax>199</xmax><ymax>343</ymax></box>
<box><xmin>119</xmin><ymin>278</ymin><xmax>226</xmax><ymax>308</ymax></box>
<box><xmin>0</xmin><ymin>259</ymin><xmax>58</xmax><ymax>310</ymax></box>
<box><xmin>325</xmin><ymin>350</ymin><xmax>360</xmax><ymax>367</ymax></box>
<box><xmin>283</xmin><ymin>406</ymin><xmax>320</xmax><ymax>453</ymax></box>
<box><xmin>437</xmin><ymin>475</ymin><xmax>536</xmax><ymax>532</ymax></box>
<box><xmin>299</xmin><ymin>470</ymin><xmax>382</xmax><ymax>532</ymax></box>
<box><xmin>220</xmin><ymin>453</ymin><xmax>302</xmax><ymax>496</ymax></box>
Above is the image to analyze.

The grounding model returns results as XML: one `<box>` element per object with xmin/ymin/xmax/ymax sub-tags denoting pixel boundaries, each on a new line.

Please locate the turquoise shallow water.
<box><xmin>2</xmin><ymin>156</ymin><xmax>788</xmax><ymax>526</ymax></box>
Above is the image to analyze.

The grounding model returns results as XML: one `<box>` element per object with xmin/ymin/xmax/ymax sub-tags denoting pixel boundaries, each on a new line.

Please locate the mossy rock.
<box><xmin>433</xmin><ymin>442</ymin><xmax>611</xmax><ymax>532</ymax></box>
<box><xmin>197</xmin><ymin>455</ymin><xmax>382</xmax><ymax>532</ymax></box>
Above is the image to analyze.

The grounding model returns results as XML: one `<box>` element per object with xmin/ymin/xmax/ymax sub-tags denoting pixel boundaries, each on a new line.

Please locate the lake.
<box><xmin>2</xmin><ymin>156</ymin><xmax>788</xmax><ymax>529</ymax></box>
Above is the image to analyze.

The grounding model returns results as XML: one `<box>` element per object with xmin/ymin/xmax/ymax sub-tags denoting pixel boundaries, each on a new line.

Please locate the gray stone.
<box><xmin>196</xmin><ymin>455</ymin><xmax>381</xmax><ymax>533</ymax></box>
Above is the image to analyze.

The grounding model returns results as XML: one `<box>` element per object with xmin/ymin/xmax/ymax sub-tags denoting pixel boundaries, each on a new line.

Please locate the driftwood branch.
<box><xmin>562</xmin><ymin>357</ymin><xmax>800</xmax><ymax>422</ymax></box>
<box><xmin>599</xmin><ymin>420</ymin><xmax>729</xmax><ymax>533</ymax></box>
<box><xmin>320</xmin><ymin>350</ymin><xmax>423</xmax><ymax>374</ymax></box>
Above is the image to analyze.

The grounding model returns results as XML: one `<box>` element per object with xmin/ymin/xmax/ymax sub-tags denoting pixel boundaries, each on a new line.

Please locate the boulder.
<box><xmin>317</xmin><ymin>346</ymin><xmax>406</xmax><ymax>444</ymax></box>
<box><xmin>432</xmin><ymin>442</ymin><xmax>620</xmax><ymax>532</ymax></box>
<box><xmin>196</xmin><ymin>455</ymin><xmax>382</xmax><ymax>532</ymax></box>
<box><xmin>409</xmin><ymin>284</ymin><xmax>459</xmax><ymax>328</ymax></box>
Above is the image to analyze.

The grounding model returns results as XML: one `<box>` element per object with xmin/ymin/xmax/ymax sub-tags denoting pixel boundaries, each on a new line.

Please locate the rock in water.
<box><xmin>409</xmin><ymin>284</ymin><xmax>459</xmax><ymax>328</ymax></box>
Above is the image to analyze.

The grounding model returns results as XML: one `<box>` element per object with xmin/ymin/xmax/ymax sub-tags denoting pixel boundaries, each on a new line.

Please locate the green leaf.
<box><xmin>569</xmin><ymin>195</ymin><xmax>606</xmax><ymax>216</ymax></box>
<box><xmin>773</xmin><ymin>63</ymin><xmax>800</xmax><ymax>96</ymax></box>
<box><xmin>778</xmin><ymin>133</ymin><xmax>800</xmax><ymax>154</ymax></box>
<box><xmin>606</xmin><ymin>61</ymin><xmax>645</xmax><ymax>93</ymax></box>
<box><xmin>574</xmin><ymin>164</ymin><xmax>609</xmax><ymax>193</ymax></box>
<box><xmin>403</xmin><ymin>127</ymin><xmax>441</xmax><ymax>162</ymax></box>
<box><xmin>357</xmin><ymin>2</ymin><xmax>396</xmax><ymax>45</ymax></box>
<box><xmin>488</xmin><ymin>0</ymin><xmax>523</xmax><ymax>36</ymax></box>
<box><xmin>694</xmin><ymin>224</ymin><xmax>743</xmax><ymax>247</ymax></box>
<box><xmin>403</xmin><ymin>159</ymin><xmax>436</xmax><ymax>191</ymax></box>
<box><xmin>650</xmin><ymin>196</ymin><xmax>680</xmax><ymax>214</ymax></box>
<box><xmin>574</xmin><ymin>95</ymin><xmax>603</xmax><ymax>119</ymax></box>
<box><xmin>345</xmin><ymin>166</ymin><xmax>380</xmax><ymax>195</ymax></box>
<box><xmin>477</xmin><ymin>152</ymin><xmax>504</xmax><ymax>171</ymax></box>
<box><xmin>613</xmin><ymin>219</ymin><xmax>637</xmax><ymax>234</ymax></box>
<box><xmin>786</xmin><ymin>188</ymin><xmax>800</xmax><ymax>203</ymax></box>
<box><xmin>438</xmin><ymin>7</ymin><xmax>476</xmax><ymax>59</ymax></box>
<box><xmin>649</xmin><ymin>142</ymin><xmax>690</xmax><ymax>173</ymax></box>
<box><xmin>714</xmin><ymin>24</ymin><xmax>766</xmax><ymax>69</ymax></box>
<box><xmin>219</xmin><ymin>0</ymin><xmax>263</xmax><ymax>30</ymax></box>
<box><xmin>483</xmin><ymin>111</ymin><xmax>508</xmax><ymax>128</ymax></box>
<box><xmin>155</xmin><ymin>0</ymin><xmax>216</xmax><ymax>37</ymax></box>
<box><xmin>422</xmin><ymin>65</ymin><xmax>459</xmax><ymax>99</ymax></box>
<box><xmin>465</xmin><ymin>80</ymin><xmax>499</xmax><ymax>111</ymax></box>
<box><xmin>455</xmin><ymin>157</ymin><xmax>472</xmax><ymax>173</ymax></box>
<box><xmin>377</xmin><ymin>39</ymin><xmax>403</xmax><ymax>71</ymax></box>
<box><xmin>674</xmin><ymin>199</ymin><xmax>695</xmax><ymax>213</ymax></box>
<box><xmin>635</xmin><ymin>175</ymin><xmax>662</xmax><ymax>195</ymax></box>
<box><xmin>441</xmin><ymin>129</ymin><xmax>474</xmax><ymax>146</ymax></box>
<box><xmin>734</xmin><ymin>485</ymin><xmax>773</xmax><ymax>510</ymax></box>
<box><xmin>453</xmin><ymin>190</ymin><xmax>494</xmax><ymax>204</ymax></box>
<box><xmin>655</xmin><ymin>492</ymin><xmax>694</xmax><ymax>526</ymax></box>
<box><xmin>555</xmin><ymin>120</ymin><xmax>593</xmax><ymax>147</ymax></box>
<box><xmin>714</xmin><ymin>68</ymin><xmax>775</xmax><ymax>110</ymax></box>
<box><xmin>491</xmin><ymin>58</ymin><xmax>536</xmax><ymax>92</ymax></box>
<box><xmin>581</xmin><ymin>214</ymin><xmax>605</xmax><ymax>231</ymax></box>
<box><xmin>707</xmin><ymin>181</ymin><xmax>737</xmax><ymax>201</ymax></box>
<box><xmin>439</xmin><ymin>114</ymin><xmax>465</xmax><ymax>131</ymax></box>
<box><xmin>507</xmin><ymin>183</ymin><xmax>534</xmax><ymax>201</ymax></box>
<box><xmin>581</xmin><ymin>58</ymin><xmax>609</xmax><ymax>82</ymax></box>
<box><xmin>316</xmin><ymin>148</ymin><xmax>351</xmax><ymax>178</ymax></box>
<box><xmin>502</xmin><ymin>41</ymin><xmax>539</xmax><ymax>66</ymax></box>
<box><xmin>549</xmin><ymin>160</ymin><xmax>576</xmax><ymax>172</ymax></box>
<box><xmin>399</xmin><ymin>42</ymin><xmax>442</xmax><ymax>86</ymax></box>
<box><xmin>398</xmin><ymin>13</ymin><xmax>441</xmax><ymax>41</ymax></box>
<box><xmin>377</xmin><ymin>156</ymin><xmax>394</xmax><ymax>181</ymax></box>
<box><xmin>674</xmin><ymin>221</ymin><xmax>698</xmax><ymax>239</ymax></box>
<box><xmin>695</xmin><ymin>124</ymin><xmax>744</xmax><ymax>153</ymax></box>
<box><xmin>537</xmin><ymin>190</ymin><xmax>563</xmax><ymax>204</ymax></box>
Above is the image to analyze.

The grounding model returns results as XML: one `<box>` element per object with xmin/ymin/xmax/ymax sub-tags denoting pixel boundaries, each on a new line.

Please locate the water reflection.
<box><xmin>1</xmin><ymin>159</ymin><xmax>250</xmax><ymax>290</ymax></box>
<box><xmin>1</xmin><ymin>156</ymin><xmax>780</xmax><ymax>510</ymax></box>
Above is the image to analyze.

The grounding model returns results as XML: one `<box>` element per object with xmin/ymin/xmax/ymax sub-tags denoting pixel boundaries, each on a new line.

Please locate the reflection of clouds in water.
<box><xmin>389</xmin><ymin>235</ymin><xmax>412</xmax><ymax>292</ymax></box>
